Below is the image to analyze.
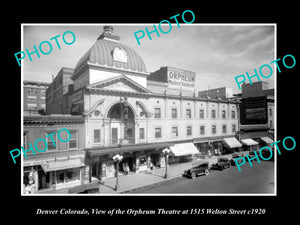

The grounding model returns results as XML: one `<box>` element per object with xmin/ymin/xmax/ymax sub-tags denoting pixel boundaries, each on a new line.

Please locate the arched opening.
<box><xmin>107</xmin><ymin>102</ymin><xmax>135</xmax><ymax>144</ymax></box>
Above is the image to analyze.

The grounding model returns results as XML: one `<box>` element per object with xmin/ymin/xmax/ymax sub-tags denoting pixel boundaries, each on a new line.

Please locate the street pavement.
<box><xmin>128</xmin><ymin>161</ymin><xmax>275</xmax><ymax>194</ymax></box>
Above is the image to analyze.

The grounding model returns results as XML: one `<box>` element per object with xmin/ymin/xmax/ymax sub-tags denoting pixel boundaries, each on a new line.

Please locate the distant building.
<box><xmin>46</xmin><ymin>67</ymin><xmax>74</xmax><ymax>114</ymax></box>
<box><xmin>198</xmin><ymin>87</ymin><xmax>234</xmax><ymax>100</ymax></box>
<box><xmin>23</xmin><ymin>80</ymin><xmax>49</xmax><ymax>115</ymax></box>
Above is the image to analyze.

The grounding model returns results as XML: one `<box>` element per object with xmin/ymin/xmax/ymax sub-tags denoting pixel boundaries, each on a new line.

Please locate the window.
<box><xmin>232</xmin><ymin>124</ymin><xmax>236</xmax><ymax>133</ymax></box>
<box><xmin>171</xmin><ymin>127</ymin><xmax>178</xmax><ymax>137</ymax></box>
<box><xmin>211</xmin><ymin>109</ymin><xmax>216</xmax><ymax>119</ymax></box>
<box><xmin>222</xmin><ymin>125</ymin><xmax>227</xmax><ymax>134</ymax></box>
<box><xmin>186</xmin><ymin>109</ymin><xmax>192</xmax><ymax>118</ymax></box>
<box><xmin>186</xmin><ymin>126</ymin><xmax>192</xmax><ymax>136</ymax></box>
<box><xmin>222</xmin><ymin>110</ymin><xmax>226</xmax><ymax>119</ymax></box>
<box><xmin>231</xmin><ymin>110</ymin><xmax>236</xmax><ymax>119</ymax></box>
<box><xmin>199</xmin><ymin>109</ymin><xmax>204</xmax><ymax>119</ymax></box>
<box><xmin>269</xmin><ymin>108</ymin><xmax>273</xmax><ymax>116</ymax></box>
<box><xmin>212</xmin><ymin>125</ymin><xmax>217</xmax><ymax>134</ymax></box>
<box><xmin>139</xmin><ymin>128</ymin><xmax>145</xmax><ymax>139</ymax></box>
<box><xmin>171</xmin><ymin>108</ymin><xmax>177</xmax><ymax>118</ymax></box>
<box><xmin>46</xmin><ymin>132</ymin><xmax>57</xmax><ymax>151</ymax></box>
<box><xmin>155</xmin><ymin>127</ymin><xmax>162</xmax><ymax>138</ymax></box>
<box><xmin>94</xmin><ymin>129</ymin><xmax>101</xmax><ymax>143</ymax></box>
<box><xmin>200</xmin><ymin>125</ymin><xmax>205</xmax><ymax>135</ymax></box>
<box><xmin>154</xmin><ymin>108</ymin><xmax>161</xmax><ymax>118</ymax></box>
<box><xmin>69</xmin><ymin>130</ymin><xmax>77</xmax><ymax>149</ymax></box>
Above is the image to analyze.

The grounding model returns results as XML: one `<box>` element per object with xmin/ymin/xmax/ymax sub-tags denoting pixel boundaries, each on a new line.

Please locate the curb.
<box><xmin>118</xmin><ymin>174</ymin><xmax>183</xmax><ymax>193</ymax></box>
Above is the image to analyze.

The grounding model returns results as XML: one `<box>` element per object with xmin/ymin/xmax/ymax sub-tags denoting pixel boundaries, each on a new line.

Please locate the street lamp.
<box><xmin>113</xmin><ymin>154</ymin><xmax>123</xmax><ymax>191</ymax></box>
<box><xmin>162</xmin><ymin>148</ymin><xmax>170</xmax><ymax>179</ymax></box>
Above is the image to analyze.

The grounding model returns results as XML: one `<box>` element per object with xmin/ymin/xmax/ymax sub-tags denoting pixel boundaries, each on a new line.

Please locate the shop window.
<box><xmin>186</xmin><ymin>109</ymin><xmax>192</xmax><ymax>118</ymax></box>
<box><xmin>222</xmin><ymin>110</ymin><xmax>226</xmax><ymax>119</ymax></box>
<box><xmin>186</xmin><ymin>126</ymin><xmax>192</xmax><ymax>136</ymax></box>
<box><xmin>139</xmin><ymin>128</ymin><xmax>145</xmax><ymax>139</ymax></box>
<box><xmin>171</xmin><ymin>108</ymin><xmax>177</xmax><ymax>119</ymax></box>
<box><xmin>171</xmin><ymin>126</ymin><xmax>178</xmax><ymax>137</ymax></box>
<box><xmin>211</xmin><ymin>109</ymin><xmax>216</xmax><ymax>119</ymax></box>
<box><xmin>199</xmin><ymin>109</ymin><xmax>204</xmax><ymax>119</ymax></box>
<box><xmin>94</xmin><ymin>129</ymin><xmax>101</xmax><ymax>143</ymax></box>
<box><xmin>46</xmin><ymin>132</ymin><xmax>57</xmax><ymax>151</ymax></box>
<box><xmin>155</xmin><ymin>127</ymin><xmax>162</xmax><ymax>138</ymax></box>
<box><xmin>200</xmin><ymin>125</ymin><xmax>205</xmax><ymax>135</ymax></box>
<box><xmin>154</xmin><ymin>108</ymin><xmax>161</xmax><ymax>118</ymax></box>
<box><xmin>69</xmin><ymin>130</ymin><xmax>77</xmax><ymax>149</ymax></box>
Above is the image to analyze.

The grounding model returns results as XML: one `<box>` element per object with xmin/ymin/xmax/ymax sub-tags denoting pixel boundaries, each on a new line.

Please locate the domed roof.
<box><xmin>74</xmin><ymin>27</ymin><xmax>147</xmax><ymax>73</ymax></box>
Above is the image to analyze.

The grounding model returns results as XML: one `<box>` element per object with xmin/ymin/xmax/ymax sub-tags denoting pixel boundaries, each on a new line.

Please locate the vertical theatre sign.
<box><xmin>167</xmin><ymin>68</ymin><xmax>196</xmax><ymax>89</ymax></box>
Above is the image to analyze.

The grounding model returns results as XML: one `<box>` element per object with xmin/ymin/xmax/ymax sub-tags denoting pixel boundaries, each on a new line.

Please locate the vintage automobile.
<box><xmin>230</xmin><ymin>153</ymin><xmax>245</xmax><ymax>166</ymax></box>
<box><xmin>183</xmin><ymin>161</ymin><xmax>210</xmax><ymax>179</ymax></box>
<box><xmin>211</xmin><ymin>157</ymin><xmax>231</xmax><ymax>170</ymax></box>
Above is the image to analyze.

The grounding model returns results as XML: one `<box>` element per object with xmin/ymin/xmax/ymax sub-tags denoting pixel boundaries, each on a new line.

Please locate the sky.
<box><xmin>22</xmin><ymin>24</ymin><xmax>275</xmax><ymax>94</ymax></box>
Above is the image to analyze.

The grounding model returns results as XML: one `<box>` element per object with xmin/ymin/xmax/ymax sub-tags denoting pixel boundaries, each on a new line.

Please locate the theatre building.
<box><xmin>42</xmin><ymin>26</ymin><xmax>240</xmax><ymax>183</ymax></box>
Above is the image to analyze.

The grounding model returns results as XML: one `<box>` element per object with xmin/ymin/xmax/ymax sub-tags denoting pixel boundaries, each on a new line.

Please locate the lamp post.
<box><xmin>113</xmin><ymin>154</ymin><xmax>123</xmax><ymax>191</ymax></box>
<box><xmin>162</xmin><ymin>148</ymin><xmax>170</xmax><ymax>179</ymax></box>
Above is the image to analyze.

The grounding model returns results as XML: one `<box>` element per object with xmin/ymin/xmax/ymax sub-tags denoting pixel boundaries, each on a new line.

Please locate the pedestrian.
<box><xmin>150</xmin><ymin>161</ymin><xmax>153</xmax><ymax>171</ymax></box>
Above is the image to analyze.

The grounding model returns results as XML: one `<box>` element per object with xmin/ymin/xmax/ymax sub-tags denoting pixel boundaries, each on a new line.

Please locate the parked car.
<box><xmin>248</xmin><ymin>151</ymin><xmax>259</xmax><ymax>161</ymax></box>
<box><xmin>211</xmin><ymin>157</ymin><xmax>231</xmax><ymax>170</ymax></box>
<box><xmin>230</xmin><ymin>153</ymin><xmax>245</xmax><ymax>166</ymax></box>
<box><xmin>183</xmin><ymin>161</ymin><xmax>209</xmax><ymax>179</ymax></box>
<box><xmin>259</xmin><ymin>148</ymin><xmax>274</xmax><ymax>161</ymax></box>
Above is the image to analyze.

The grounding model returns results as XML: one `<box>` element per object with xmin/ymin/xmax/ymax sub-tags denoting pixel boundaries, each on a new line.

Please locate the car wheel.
<box><xmin>219</xmin><ymin>165</ymin><xmax>223</xmax><ymax>171</ymax></box>
<box><xmin>191</xmin><ymin>172</ymin><xmax>196</xmax><ymax>179</ymax></box>
<box><xmin>204</xmin><ymin>169</ymin><xmax>209</xmax><ymax>176</ymax></box>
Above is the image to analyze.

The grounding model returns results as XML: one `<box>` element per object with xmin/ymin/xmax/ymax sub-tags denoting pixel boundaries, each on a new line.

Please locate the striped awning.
<box><xmin>41</xmin><ymin>158</ymin><xmax>84</xmax><ymax>172</ymax></box>
<box><xmin>241</xmin><ymin>138</ymin><xmax>259</xmax><ymax>146</ymax></box>
<box><xmin>170</xmin><ymin>143</ymin><xmax>200</xmax><ymax>157</ymax></box>
<box><xmin>223</xmin><ymin>137</ymin><xmax>242</xmax><ymax>148</ymax></box>
<box><xmin>260</xmin><ymin>137</ymin><xmax>274</xmax><ymax>144</ymax></box>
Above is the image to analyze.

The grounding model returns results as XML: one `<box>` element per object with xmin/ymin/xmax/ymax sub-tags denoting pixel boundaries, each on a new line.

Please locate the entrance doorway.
<box><xmin>107</xmin><ymin>102</ymin><xmax>135</xmax><ymax>144</ymax></box>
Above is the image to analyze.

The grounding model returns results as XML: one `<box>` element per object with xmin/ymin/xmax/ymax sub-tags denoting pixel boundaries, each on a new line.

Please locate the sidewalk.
<box><xmin>98</xmin><ymin>151</ymin><xmax>249</xmax><ymax>194</ymax></box>
<box><xmin>37</xmin><ymin>151</ymin><xmax>249</xmax><ymax>194</ymax></box>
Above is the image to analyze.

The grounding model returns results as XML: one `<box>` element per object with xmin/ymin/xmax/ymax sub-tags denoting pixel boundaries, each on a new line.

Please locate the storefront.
<box><xmin>40</xmin><ymin>158</ymin><xmax>85</xmax><ymax>190</ymax></box>
<box><xmin>169</xmin><ymin>142</ymin><xmax>200</xmax><ymax>164</ymax></box>
<box><xmin>87</xmin><ymin>142</ymin><xmax>173</xmax><ymax>180</ymax></box>
<box><xmin>222</xmin><ymin>137</ymin><xmax>242</xmax><ymax>154</ymax></box>
<box><xmin>241</xmin><ymin>138</ymin><xmax>259</xmax><ymax>151</ymax></box>
<box><xmin>259</xmin><ymin>136</ymin><xmax>274</xmax><ymax>149</ymax></box>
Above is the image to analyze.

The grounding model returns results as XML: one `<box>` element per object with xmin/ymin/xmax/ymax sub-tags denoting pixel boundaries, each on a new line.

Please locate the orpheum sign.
<box><xmin>148</xmin><ymin>66</ymin><xmax>196</xmax><ymax>89</ymax></box>
<box><xmin>168</xmin><ymin>68</ymin><xmax>196</xmax><ymax>88</ymax></box>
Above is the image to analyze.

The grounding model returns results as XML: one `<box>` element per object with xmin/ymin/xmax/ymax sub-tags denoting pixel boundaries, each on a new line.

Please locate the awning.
<box><xmin>170</xmin><ymin>143</ymin><xmax>199</xmax><ymax>157</ymax></box>
<box><xmin>260</xmin><ymin>137</ymin><xmax>274</xmax><ymax>144</ymax></box>
<box><xmin>87</xmin><ymin>142</ymin><xmax>173</xmax><ymax>157</ymax></box>
<box><xmin>241</xmin><ymin>138</ymin><xmax>259</xmax><ymax>146</ymax></box>
<box><xmin>41</xmin><ymin>158</ymin><xmax>84</xmax><ymax>172</ymax></box>
<box><xmin>223</xmin><ymin>137</ymin><xmax>242</xmax><ymax>148</ymax></box>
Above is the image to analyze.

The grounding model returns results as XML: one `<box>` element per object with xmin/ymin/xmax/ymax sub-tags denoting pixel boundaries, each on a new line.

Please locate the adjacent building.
<box><xmin>238</xmin><ymin>81</ymin><xmax>274</xmax><ymax>151</ymax></box>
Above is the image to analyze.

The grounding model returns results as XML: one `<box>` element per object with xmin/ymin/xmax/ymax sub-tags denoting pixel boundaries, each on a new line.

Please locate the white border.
<box><xmin>21</xmin><ymin>23</ymin><xmax>277</xmax><ymax>197</ymax></box>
